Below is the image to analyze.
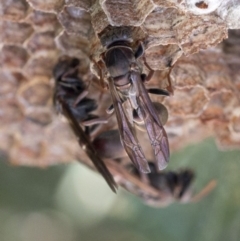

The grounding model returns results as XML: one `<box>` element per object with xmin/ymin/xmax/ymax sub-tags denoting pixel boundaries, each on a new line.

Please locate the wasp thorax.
<box><xmin>104</xmin><ymin>46</ymin><xmax>135</xmax><ymax>78</ymax></box>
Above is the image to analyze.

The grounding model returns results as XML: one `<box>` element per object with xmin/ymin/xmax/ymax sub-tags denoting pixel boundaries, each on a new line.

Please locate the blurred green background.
<box><xmin>1</xmin><ymin>138</ymin><xmax>240</xmax><ymax>241</ymax></box>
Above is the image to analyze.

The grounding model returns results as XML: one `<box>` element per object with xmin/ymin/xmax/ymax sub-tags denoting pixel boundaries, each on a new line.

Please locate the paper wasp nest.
<box><xmin>0</xmin><ymin>0</ymin><xmax>240</xmax><ymax>167</ymax></box>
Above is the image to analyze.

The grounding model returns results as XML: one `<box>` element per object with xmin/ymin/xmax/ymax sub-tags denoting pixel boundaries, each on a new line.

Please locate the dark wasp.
<box><xmin>91</xmin><ymin>127</ymin><xmax>216</xmax><ymax>205</ymax></box>
<box><xmin>130</xmin><ymin>163</ymin><xmax>196</xmax><ymax>205</ymax></box>
<box><xmin>53</xmin><ymin>57</ymin><xmax>117</xmax><ymax>192</ymax></box>
<box><xmin>53</xmin><ymin>57</ymin><xmax>215</xmax><ymax>201</ymax></box>
<box><xmin>95</xmin><ymin>27</ymin><xmax>170</xmax><ymax>174</ymax></box>
<box><xmin>126</xmin><ymin>162</ymin><xmax>216</xmax><ymax>206</ymax></box>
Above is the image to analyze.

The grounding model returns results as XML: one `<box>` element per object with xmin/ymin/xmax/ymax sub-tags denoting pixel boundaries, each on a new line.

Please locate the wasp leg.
<box><xmin>167</xmin><ymin>67</ymin><xmax>174</xmax><ymax>95</ymax></box>
<box><xmin>91</xmin><ymin>57</ymin><xmax>107</xmax><ymax>89</ymax></box>
<box><xmin>191</xmin><ymin>180</ymin><xmax>217</xmax><ymax>203</ymax></box>
<box><xmin>82</xmin><ymin>117</ymin><xmax>109</xmax><ymax>126</ymax></box>
<box><xmin>142</xmin><ymin>56</ymin><xmax>154</xmax><ymax>82</ymax></box>
<box><xmin>140</xmin><ymin>74</ymin><xmax>170</xmax><ymax>97</ymax></box>
<box><xmin>81</xmin><ymin>109</ymin><xmax>115</xmax><ymax>128</ymax></box>
<box><xmin>106</xmin><ymin>103</ymin><xmax>114</xmax><ymax>114</ymax></box>
<box><xmin>147</xmin><ymin>88</ymin><xmax>170</xmax><ymax>96</ymax></box>
<box><xmin>74</xmin><ymin>90</ymin><xmax>89</xmax><ymax>106</ymax></box>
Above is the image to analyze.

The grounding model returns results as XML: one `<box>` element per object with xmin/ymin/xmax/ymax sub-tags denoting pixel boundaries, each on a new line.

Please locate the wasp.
<box><xmin>95</xmin><ymin>27</ymin><xmax>170</xmax><ymax>174</ymax></box>
<box><xmin>53</xmin><ymin>58</ymin><xmax>215</xmax><ymax>201</ymax></box>
<box><xmin>53</xmin><ymin>57</ymin><xmax>117</xmax><ymax>193</ymax></box>
<box><xmin>132</xmin><ymin>163</ymin><xmax>195</xmax><ymax>205</ymax></box>
<box><xmin>124</xmin><ymin>162</ymin><xmax>217</xmax><ymax>207</ymax></box>
<box><xmin>92</xmin><ymin>127</ymin><xmax>216</xmax><ymax>205</ymax></box>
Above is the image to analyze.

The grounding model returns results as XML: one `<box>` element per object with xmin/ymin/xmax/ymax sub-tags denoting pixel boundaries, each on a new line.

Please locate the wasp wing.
<box><xmin>131</xmin><ymin>72</ymin><xmax>170</xmax><ymax>170</ymax></box>
<box><xmin>57</xmin><ymin>97</ymin><xmax>117</xmax><ymax>193</ymax></box>
<box><xmin>108</xmin><ymin>80</ymin><xmax>150</xmax><ymax>173</ymax></box>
